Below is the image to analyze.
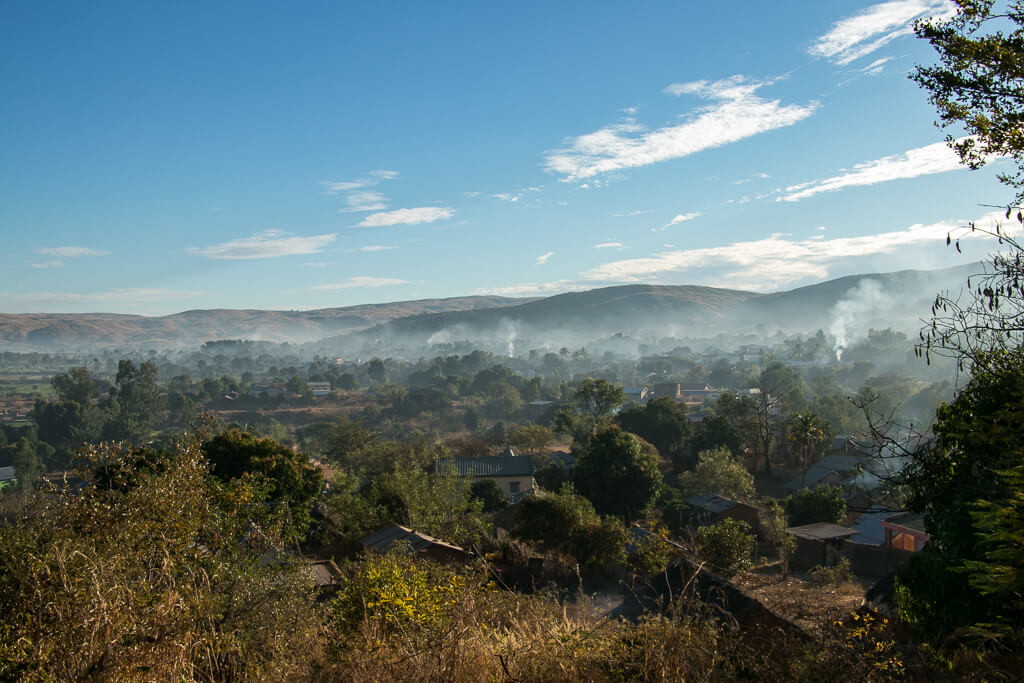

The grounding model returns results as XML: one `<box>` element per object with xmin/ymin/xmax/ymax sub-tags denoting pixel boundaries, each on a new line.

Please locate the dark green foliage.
<box><xmin>617</xmin><ymin>397</ymin><xmax>690</xmax><ymax>468</ymax></box>
<box><xmin>574</xmin><ymin>427</ymin><xmax>662</xmax><ymax>521</ymax></box>
<box><xmin>689</xmin><ymin>413</ymin><xmax>744</xmax><ymax>461</ymax></box>
<box><xmin>367</xmin><ymin>358</ymin><xmax>387</xmax><ymax>384</ymax></box>
<box><xmin>513</xmin><ymin>484</ymin><xmax>626</xmax><ymax>567</ymax></box>
<box><xmin>786</xmin><ymin>412</ymin><xmax>832</xmax><ymax>487</ymax></box>
<box><xmin>896</xmin><ymin>352</ymin><xmax>1024</xmax><ymax>644</ymax></box>
<box><xmin>574</xmin><ymin>378</ymin><xmax>625</xmax><ymax>422</ymax></box>
<box><xmin>679</xmin><ymin>447</ymin><xmax>754</xmax><ymax>501</ymax></box>
<box><xmin>697</xmin><ymin>518</ymin><xmax>754</xmax><ymax>577</ymax></box>
<box><xmin>534</xmin><ymin>459</ymin><xmax>571</xmax><ymax>492</ymax></box>
<box><xmin>202</xmin><ymin>429</ymin><xmax>323</xmax><ymax>531</ymax></box>
<box><xmin>11</xmin><ymin>438</ymin><xmax>41</xmax><ymax>491</ymax></box>
<box><xmin>469</xmin><ymin>478</ymin><xmax>506</xmax><ymax>512</ymax></box>
<box><xmin>786</xmin><ymin>484</ymin><xmax>845</xmax><ymax>526</ymax></box>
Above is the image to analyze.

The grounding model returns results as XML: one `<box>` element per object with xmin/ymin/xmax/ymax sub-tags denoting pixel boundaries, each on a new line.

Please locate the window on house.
<box><xmin>509</xmin><ymin>481</ymin><xmax>520</xmax><ymax>494</ymax></box>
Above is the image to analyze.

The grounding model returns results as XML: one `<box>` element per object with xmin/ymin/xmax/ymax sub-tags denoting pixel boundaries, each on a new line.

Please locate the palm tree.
<box><xmin>787</xmin><ymin>412</ymin><xmax>830</xmax><ymax>488</ymax></box>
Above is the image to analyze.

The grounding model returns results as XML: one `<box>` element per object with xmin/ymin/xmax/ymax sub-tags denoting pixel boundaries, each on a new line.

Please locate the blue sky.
<box><xmin>0</xmin><ymin>0</ymin><xmax>1014</xmax><ymax>314</ymax></box>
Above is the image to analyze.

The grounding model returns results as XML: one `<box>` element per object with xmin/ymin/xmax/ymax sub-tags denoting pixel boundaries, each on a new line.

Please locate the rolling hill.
<box><xmin>0</xmin><ymin>264</ymin><xmax>979</xmax><ymax>353</ymax></box>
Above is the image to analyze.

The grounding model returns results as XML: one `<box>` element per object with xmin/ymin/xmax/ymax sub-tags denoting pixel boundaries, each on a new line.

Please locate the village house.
<box><xmin>307</xmin><ymin>381</ymin><xmax>331</xmax><ymax>397</ymax></box>
<box><xmin>685</xmin><ymin>493</ymin><xmax>763</xmax><ymax>535</ymax></box>
<box><xmin>437</xmin><ymin>449</ymin><xmax>535</xmax><ymax>502</ymax></box>
<box><xmin>248</xmin><ymin>383</ymin><xmax>285</xmax><ymax>399</ymax></box>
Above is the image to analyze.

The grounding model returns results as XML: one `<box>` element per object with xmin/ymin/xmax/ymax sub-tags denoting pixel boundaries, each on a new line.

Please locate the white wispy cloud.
<box><xmin>583</xmin><ymin>211</ymin><xmax>1003</xmax><ymax>289</ymax></box>
<box><xmin>661</xmin><ymin>212</ymin><xmax>702</xmax><ymax>229</ymax></box>
<box><xmin>809</xmin><ymin>0</ymin><xmax>953</xmax><ymax>65</ymax></box>
<box><xmin>303</xmin><ymin>262</ymin><xmax>331</xmax><ymax>267</ymax></box>
<box><xmin>320</xmin><ymin>169</ymin><xmax>400</xmax><ymax>194</ymax></box>
<box><xmin>594</xmin><ymin>242</ymin><xmax>624</xmax><ymax>249</ymax></box>
<box><xmin>493</xmin><ymin>192</ymin><xmax>521</xmax><ymax>202</ymax></box>
<box><xmin>354</xmin><ymin>207</ymin><xmax>454</xmax><ymax>228</ymax></box>
<box><xmin>37</xmin><ymin>246</ymin><xmax>109</xmax><ymax>258</ymax></box>
<box><xmin>312</xmin><ymin>276</ymin><xmax>408</xmax><ymax>291</ymax></box>
<box><xmin>544</xmin><ymin>76</ymin><xmax>817</xmax><ymax>182</ymax></box>
<box><xmin>614</xmin><ymin>209</ymin><xmax>653</xmax><ymax>217</ymax></box>
<box><xmin>860</xmin><ymin>56</ymin><xmax>894</xmax><ymax>75</ymax></box>
<box><xmin>339</xmin><ymin>191</ymin><xmax>389</xmax><ymax>213</ymax></box>
<box><xmin>29</xmin><ymin>261</ymin><xmax>64</xmax><ymax>269</ymax></box>
<box><xmin>475</xmin><ymin>280</ymin><xmax>584</xmax><ymax>296</ymax></box>
<box><xmin>356</xmin><ymin>245</ymin><xmax>398</xmax><ymax>252</ymax></box>
<box><xmin>536</xmin><ymin>251</ymin><xmax>555</xmax><ymax>265</ymax></box>
<box><xmin>188</xmin><ymin>230</ymin><xmax>337</xmax><ymax>259</ymax></box>
<box><xmin>780</xmin><ymin>139</ymin><xmax>979</xmax><ymax>202</ymax></box>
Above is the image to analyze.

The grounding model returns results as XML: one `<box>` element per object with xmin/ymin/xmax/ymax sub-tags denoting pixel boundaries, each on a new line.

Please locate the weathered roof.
<box><xmin>0</xmin><ymin>466</ymin><xmax>15</xmax><ymax>482</ymax></box>
<box><xmin>679</xmin><ymin>382</ymin><xmax>712</xmax><ymax>391</ymax></box>
<box><xmin>786</xmin><ymin>522</ymin><xmax>859</xmax><ymax>541</ymax></box>
<box><xmin>306</xmin><ymin>559</ymin><xmax>342</xmax><ymax>586</ymax></box>
<box><xmin>783</xmin><ymin>453</ymin><xmax>871</xmax><ymax>492</ymax></box>
<box><xmin>847</xmin><ymin>508</ymin><xmax>894</xmax><ymax>545</ymax></box>
<box><xmin>686</xmin><ymin>493</ymin><xmax>744</xmax><ymax>515</ymax></box>
<box><xmin>438</xmin><ymin>455</ymin><xmax>533</xmax><ymax>477</ymax></box>
<box><xmin>360</xmin><ymin>523</ymin><xmax>467</xmax><ymax>556</ymax></box>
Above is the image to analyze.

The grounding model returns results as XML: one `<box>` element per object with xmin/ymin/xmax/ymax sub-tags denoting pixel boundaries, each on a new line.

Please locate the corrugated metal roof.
<box><xmin>687</xmin><ymin>493</ymin><xmax>742</xmax><ymax>515</ymax></box>
<box><xmin>786</xmin><ymin>522</ymin><xmax>859</xmax><ymax>541</ymax></box>
<box><xmin>360</xmin><ymin>523</ymin><xmax>466</xmax><ymax>555</ymax></box>
<box><xmin>847</xmin><ymin>509</ymin><xmax>894</xmax><ymax>545</ymax></box>
<box><xmin>783</xmin><ymin>453</ymin><xmax>871</xmax><ymax>492</ymax></box>
<box><xmin>437</xmin><ymin>455</ymin><xmax>533</xmax><ymax>477</ymax></box>
<box><xmin>0</xmin><ymin>466</ymin><xmax>15</xmax><ymax>482</ymax></box>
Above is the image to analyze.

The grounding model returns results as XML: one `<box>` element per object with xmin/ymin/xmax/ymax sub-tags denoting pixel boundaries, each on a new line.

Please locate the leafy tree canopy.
<box><xmin>573</xmin><ymin>427</ymin><xmax>662</xmax><ymax>521</ymax></box>
<box><xmin>914</xmin><ymin>1</ymin><xmax>1024</xmax><ymax>202</ymax></box>
<box><xmin>679</xmin><ymin>447</ymin><xmax>754</xmax><ymax>502</ymax></box>
<box><xmin>786</xmin><ymin>484</ymin><xmax>846</xmax><ymax>527</ymax></box>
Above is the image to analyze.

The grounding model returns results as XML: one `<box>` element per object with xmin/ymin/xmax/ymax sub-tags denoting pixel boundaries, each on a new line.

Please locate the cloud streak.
<box><xmin>545</xmin><ymin>76</ymin><xmax>817</xmax><ymax>182</ymax></box>
<box><xmin>536</xmin><ymin>251</ymin><xmax>555</xmax><ymax>265</ymax></box>
<box><xmin>809</xmin><ymin>0</ymin><xmax>953</xmax><ymax>65</ymax></box>
<box><xmin>660</xmin><ymin>212</ymin><xmax>701</xmax><ymax>229</ymax></box>
<box><xmin>583</xmin><ymin>211</ymin><xmax>1004</xmax><ymax>290</ymax></box>
<box><xmin>312</xmin><ymin>276</ymin><xmax>408</xmax><ymax>291</ymax></box>
<box><xmin>339</xmin><ymin>191</ymin><xmax>389</xmax><ymax>213</ymax></box>
<box><xmin>780</xmin><ymin>139</ymin><xmax>979</xmax><ymax>202</ymax></box>
<box><xmin>37</xmin><ymin>246</ymin><xmax>109</xmax><ymax>258</ymax></box>
<box><xmin>188</xmin><ymin>230</ymin><xmax>337</xmax><ymax>259</ymax></box>
<box><xmin>354</xmin><ymin>207</ymin><xmax>454</xmax><ymax>228</ymax></box>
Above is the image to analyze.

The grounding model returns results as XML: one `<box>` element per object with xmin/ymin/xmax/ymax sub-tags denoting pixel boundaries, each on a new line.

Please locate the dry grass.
<box><xmin>733</xmin><ymin>565</ymin><xmax>865</xmax><ymax>635</ymax></box>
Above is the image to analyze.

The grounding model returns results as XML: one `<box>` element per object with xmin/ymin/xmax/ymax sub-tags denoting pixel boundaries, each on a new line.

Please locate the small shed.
<box><xmin>881</xmin><ymin>513</ymin><xmax>930</xmax><ymax>552</ymax></box>
<box><xmin>786</xmin><ymin>522</ymin><xmax>859</xmax><ymax>572</ymax></box>
<box><xmin>360</xmin><ymin>524</ymin><xmax>470</xmax><ymax>563</ymax></box>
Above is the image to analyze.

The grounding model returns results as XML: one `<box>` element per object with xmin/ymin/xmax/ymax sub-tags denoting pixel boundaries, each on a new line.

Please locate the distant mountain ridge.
<box><xmin>0</xmin><ymin>264</ymin><xmax>979</xmax><ymax>352</ymax></box>
<box><xmin>319</xmin><ymin>265</ymin><xmax>979</xmax><ymax>356</ymax></box>
<box><xmin>0</xmin><ymin>296</ymin><xmax>534</xmax><ymax>351</ymax></box>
